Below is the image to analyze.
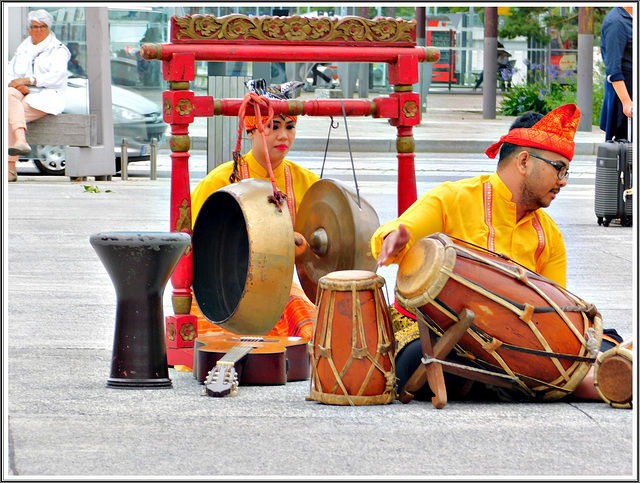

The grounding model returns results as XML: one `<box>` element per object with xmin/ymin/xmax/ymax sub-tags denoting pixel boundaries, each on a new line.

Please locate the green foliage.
<box><xmin>500</xmin><ymin>61</ymin><xmax>605</xmax><ymax>125</ymax></box>
<box><xmin>499</xmin><ymin>7</ymin><xmax>613</xmax><ymax>46</ymax></box>
<box><xmin>591</xmin><ymin>80</ymin><xmax>605</xmax><ymax>126</ymax></box>
<box><xmin>499</xmin><ymin>7</ymin><xmax>550</xmax><ymax>43</ymax></box>
<box><xmin>501</xmin><ymin>84</ymin><xmax>551</xmax><ymax>116</ymax></box>
<box><xmin>84</xmin><ymin>185</ymin><xmax>112</xmax><ymax>193</ymax></box>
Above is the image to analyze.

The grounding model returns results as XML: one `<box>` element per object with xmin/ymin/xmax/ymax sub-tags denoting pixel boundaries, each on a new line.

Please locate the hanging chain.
<box><xmin>318</xmin><ymin>101</ymin><xmax>362</xmax><ymax>209</ymax></box>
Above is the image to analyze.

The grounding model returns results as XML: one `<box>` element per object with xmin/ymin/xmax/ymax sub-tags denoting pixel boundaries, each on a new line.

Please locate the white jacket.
<box><xmin>7</xmin><ymin>32</ymin><xmax>71</xmax><ymax>115</ymax></box>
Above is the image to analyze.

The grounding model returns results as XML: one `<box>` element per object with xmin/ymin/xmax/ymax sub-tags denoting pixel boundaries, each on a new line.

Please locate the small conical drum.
<box><xmin>594</xmin><ymin>341</ymin><xmax>633</xmax><ymax>408</ymax></box>
<box><xmin>395</xmin><ymin>233</ymin><xmax>603</xmax><ymax>401</ymax></box>
<box><xmin>308</xmin><ymin>270</ymin><xmax>396</xmax><ymax>405</ymax></box>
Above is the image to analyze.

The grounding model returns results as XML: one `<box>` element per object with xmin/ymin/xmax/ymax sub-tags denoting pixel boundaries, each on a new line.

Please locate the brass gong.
<box><xmin>294</xmin><ymin>178</ymin><xmax>380</xmax><ymax>302</ymax></box>
<box><xmin>192</xmin><ymin>179</ymin><xmax>294</xmax><ymax>335</ymax></box>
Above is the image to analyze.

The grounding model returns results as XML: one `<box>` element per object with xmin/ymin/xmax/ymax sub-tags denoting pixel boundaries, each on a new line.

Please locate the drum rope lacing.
<box><xmin>320</xmin><ymin>100</ymin><xmax>362</xmax><ymax>208</ymax></box>
<box><xmin>426</xmin><ymin>274</ymin><xmax>597</xmax><ymax>365</ymax></box>
<box><xmin>233</xmin><ymin>92</ymin><xmax>287</xmax><ymax>211</ymax></box>
<box><xmin>309</xmin><ymin>278</ymin><xmax>396</xmax><ymax>406</ymax></box>
<box><xmin>430</xmin><ymin>292</ymin><xmax>594</xmax><ymax>393</ymax></box>
<box><xmin>438</xmin><ymin>238</ymin><xmax>598</xmax><ymax>343</ymax></box>
<box><xmin>417</xmin><ymin>309</ymin><xmax>583</xmax><ymax>397</ymax></box>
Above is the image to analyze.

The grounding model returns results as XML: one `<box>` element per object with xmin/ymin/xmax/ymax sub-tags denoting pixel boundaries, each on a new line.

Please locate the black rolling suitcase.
<box><xmin>594</xmin><ymin>124</ymin><xmax>633</xmax><ymax>227</ymax></box>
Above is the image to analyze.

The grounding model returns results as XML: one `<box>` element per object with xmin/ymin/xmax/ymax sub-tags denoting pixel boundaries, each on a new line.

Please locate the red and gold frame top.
<box><xmin>171</xmin><ymin>14</ymin><xmax>416</xmax><ymax>46</ymax></box>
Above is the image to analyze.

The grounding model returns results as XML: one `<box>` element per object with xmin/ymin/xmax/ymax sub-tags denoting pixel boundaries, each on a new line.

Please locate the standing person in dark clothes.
<box><xmin>599</xmin><ymin>7</ymin><xmax>633</xmax><ymax>141</ymax></box>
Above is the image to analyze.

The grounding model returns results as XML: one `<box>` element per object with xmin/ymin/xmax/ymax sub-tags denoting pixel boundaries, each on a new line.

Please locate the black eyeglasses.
<box><xmin>527</xmin><ymin>152</ymin><xmax>570</xmax><ymax>180</ymax></box>
<box><xmin>29</xmin><ymin>24</ymin><xmax>48</xmax><ymax>30</ymax></box>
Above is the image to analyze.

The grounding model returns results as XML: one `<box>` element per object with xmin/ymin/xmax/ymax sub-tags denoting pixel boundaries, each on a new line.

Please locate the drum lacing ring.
<box><xmin>377</xmin><ymin>342</ymin><xmax>393</xmax><ymax>355</ymax></box>
<box><xmin>352</xmin><ymin>347</ymin><xmax>369</xmax><ymax>359</ymax></box>
<box><xmin>234</xmin><ymin>92</ymin><xmax>287</xmax><ymax>211</ymax></box>
<box><xmin>316</xmin><ymin>346</ymin><xmax>331</xmax><ymax>359</ymax></box>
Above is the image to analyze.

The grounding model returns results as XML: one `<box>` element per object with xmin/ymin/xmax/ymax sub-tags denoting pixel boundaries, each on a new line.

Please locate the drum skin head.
<box><xmin>295</xmin><ymin>178</ymin><xmax>380</xmax><ymax>302</ymax></box>
<box><xmin>595</xmin><ymin>345</ymin><xmax>633</xmax><ymax>408</ymax></box>
<box><xmin>395</xmin><ymin>235</ymin><xmax>456</xmax><ymax>307</ymax></box>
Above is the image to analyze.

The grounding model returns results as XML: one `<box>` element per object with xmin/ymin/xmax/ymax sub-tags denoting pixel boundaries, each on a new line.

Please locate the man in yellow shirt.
<box><xmin>371</xmin><ymin>104</ymin><xmax>623</xmax><ymax>401</ymax></box>
<box><xmin>191</xmin><ymin>79</ymin><xmax>320</xmax><ymax>343</ymax></box>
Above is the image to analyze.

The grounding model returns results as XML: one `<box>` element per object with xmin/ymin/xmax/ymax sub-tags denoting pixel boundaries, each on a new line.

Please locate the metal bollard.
<box><xmin>121</xmin><ymin>138</ymin><xmax>128</xmax><ymax>181</ymax></box>
<box><xmin>150</xmin><ymin>138</ymin><xmax>157</xmax><ymax>180</ymax></box>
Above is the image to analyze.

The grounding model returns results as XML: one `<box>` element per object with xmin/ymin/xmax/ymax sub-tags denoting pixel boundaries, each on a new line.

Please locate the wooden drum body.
<box><xmin>395</xmin><ymin>233</ymin><xmax>603</xmax><ymax>401</ymax></box>
<box><xmin>309</xmin><ymin>270</ymin><xmax>396</xmax><ymax>405</ymax></box>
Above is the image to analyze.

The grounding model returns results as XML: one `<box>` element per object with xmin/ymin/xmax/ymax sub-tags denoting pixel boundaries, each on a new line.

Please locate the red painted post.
<box><xmin>162</xmin><ymin>55</ymin><xmax>198</xmax><ymax>362</ymax></box>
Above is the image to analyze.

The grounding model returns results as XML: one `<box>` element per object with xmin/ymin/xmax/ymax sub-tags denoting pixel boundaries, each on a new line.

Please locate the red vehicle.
<box><xmin>427</xmin><ymin>19</ymin><xmax>457</xmax><ymax>84</ymax></box>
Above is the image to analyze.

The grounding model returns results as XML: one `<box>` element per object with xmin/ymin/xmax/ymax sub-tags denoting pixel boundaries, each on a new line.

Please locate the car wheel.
<box><xmin>35</xmin><ymin>145</ymin><xmax>66</xmax><ymax>175</ymax></box>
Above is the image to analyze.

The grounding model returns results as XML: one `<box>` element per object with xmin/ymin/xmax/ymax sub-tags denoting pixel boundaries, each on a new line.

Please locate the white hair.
<box><xmin>28</xmin><ymin>9</ymin><xmax>54</xmax><ymax>29</ymax></box>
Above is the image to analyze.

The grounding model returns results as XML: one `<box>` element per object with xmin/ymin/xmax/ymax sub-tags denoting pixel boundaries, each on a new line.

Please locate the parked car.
<box><xmin>20</xmin><ymin>72</ymin><xmax>166</xmax><ymax>175</ymax></box>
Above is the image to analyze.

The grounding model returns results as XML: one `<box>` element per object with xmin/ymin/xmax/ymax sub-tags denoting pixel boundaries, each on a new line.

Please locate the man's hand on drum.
<box><xmin>377</xmin><ymin>224</ymin><xmax>411</xmax><ymax>266</ymax></box>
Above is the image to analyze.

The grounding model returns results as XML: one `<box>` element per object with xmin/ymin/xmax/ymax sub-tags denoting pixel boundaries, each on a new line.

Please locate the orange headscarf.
<box><xmin>485</xmin><ymin>103</ymin><xmax>581</xmax><ymax>160</ymax></box>
<box><xmin>244</xmin><ymin>114</ymin><xmax>298</xmax><ymax>131</ymax></box>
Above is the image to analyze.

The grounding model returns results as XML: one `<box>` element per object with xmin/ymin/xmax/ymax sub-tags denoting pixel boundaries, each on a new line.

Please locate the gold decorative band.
<box><xmin>173</xmin><ymin>14</ymin><xmax>416</xmax><ymax>45</ymax></box>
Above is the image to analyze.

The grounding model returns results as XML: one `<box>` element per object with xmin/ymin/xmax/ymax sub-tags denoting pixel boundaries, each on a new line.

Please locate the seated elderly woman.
<box><xmin>7</xmin><ymin>9</ymin><xmax>70</xmax><ymax>182</ymax></box>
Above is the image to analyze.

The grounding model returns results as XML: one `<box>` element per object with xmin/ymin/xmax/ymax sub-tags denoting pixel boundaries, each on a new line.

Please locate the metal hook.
<box><xmin>320</xmin><ymin>117</ymin><xmax>339</xmax><ymax>178</ymax></box>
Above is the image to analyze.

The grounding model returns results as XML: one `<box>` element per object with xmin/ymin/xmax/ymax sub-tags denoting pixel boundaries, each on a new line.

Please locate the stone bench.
<box><xmin>26</xmin><ymin>113</ymin><xmax>97</xmax><ymax>147</ymax></box>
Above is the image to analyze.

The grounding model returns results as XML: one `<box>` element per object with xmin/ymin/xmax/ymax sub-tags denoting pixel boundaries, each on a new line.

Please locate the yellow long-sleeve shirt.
<box><xmin>371</xmin><ymin>172</ymin><xmax>567</xmax><ymax>287</ymax></box>
<box><xmin>191</xmin><ymin>150</ymin><xmax>320</xmax><ymax>226</ymax></box>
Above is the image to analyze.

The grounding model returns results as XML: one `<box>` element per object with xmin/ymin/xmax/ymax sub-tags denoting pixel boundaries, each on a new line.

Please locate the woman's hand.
<box><xmin>9</xmin><ymin>77</ymin><xmax>31</xmax><ymax>88</ymax></box>
<box><xmin>612</xmin><ymin>80</ymin><xmax>633</xmax><ymax>118</ymax></box>
<box><xmin>377</xmin><ymin>224</ymin><xmax>411</xmax><ymax>266</ymax></box>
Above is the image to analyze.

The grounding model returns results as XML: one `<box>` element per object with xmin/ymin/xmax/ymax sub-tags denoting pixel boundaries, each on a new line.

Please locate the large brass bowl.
<box><xmin>192</xmin><ymin>179</ymin><xmax>294</xmax><ymax>335</ymax></box>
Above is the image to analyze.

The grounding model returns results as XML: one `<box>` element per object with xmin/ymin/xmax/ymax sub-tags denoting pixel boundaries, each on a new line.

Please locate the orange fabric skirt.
<box><xmin>193</xmin><ymin>280</ymin><xmax>314</xmax><ymax>339</ymax></box>
<box><xmin>175</xmin><ymin>282</ymin><xmax>316</xmax><ymax>372</ymax></box>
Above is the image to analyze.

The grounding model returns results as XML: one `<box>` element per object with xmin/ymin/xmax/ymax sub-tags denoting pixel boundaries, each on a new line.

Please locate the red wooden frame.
<box><xmin>140</xmin><ymin>14</ymin><xmax>440</xmax><ymax>365</ymax></box>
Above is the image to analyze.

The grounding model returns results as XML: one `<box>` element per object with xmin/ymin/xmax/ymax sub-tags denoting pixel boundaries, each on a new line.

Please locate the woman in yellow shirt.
<box><xmin>190</xmin><ymin>79</ymin><xmax>320</xmax><ymax>342</ymax></box>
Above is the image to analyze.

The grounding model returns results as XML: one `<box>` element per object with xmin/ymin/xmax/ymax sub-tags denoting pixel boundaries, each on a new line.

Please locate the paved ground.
<box><xmin>4</xmin><ymin>90</ymin><xmax>636</xmax><ymax>480</ymax></box>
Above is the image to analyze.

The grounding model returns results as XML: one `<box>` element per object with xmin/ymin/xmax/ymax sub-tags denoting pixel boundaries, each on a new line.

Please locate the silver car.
<box><xmin>21</xmin><ymin>72</ymin><xmax>166</xmax><ymax>175</ymax></box>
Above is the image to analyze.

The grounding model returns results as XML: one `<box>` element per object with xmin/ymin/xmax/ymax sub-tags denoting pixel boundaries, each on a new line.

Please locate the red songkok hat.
<box><xmin>485</xmin><ymin>103</ymin><xmax>581</xmax><ymax>160</ymax></box>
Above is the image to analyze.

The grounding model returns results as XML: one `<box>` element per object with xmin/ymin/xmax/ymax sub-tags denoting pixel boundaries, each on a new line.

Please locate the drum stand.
<box><xmin>398</xmin><ymin>308</ymin><xmax>519</xmax><ymax>408</ymax></box>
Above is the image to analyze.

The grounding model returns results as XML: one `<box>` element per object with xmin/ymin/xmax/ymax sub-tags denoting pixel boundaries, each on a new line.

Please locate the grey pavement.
<box><xmin>4</xmin><ymin>90</ymin><xmax>637</xmax><ymax>480</ymax></box>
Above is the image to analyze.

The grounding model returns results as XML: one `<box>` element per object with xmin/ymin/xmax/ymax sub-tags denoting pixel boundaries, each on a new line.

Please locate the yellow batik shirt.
<box><xmin>370</xmin><ymin>172</ymin><xmax>567</xmax><ymax>287</ymax></box>
<box><xmin>191</xmin><ymin>149</ymin><xmax>320</xmax><ymax>226</ymax></box>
